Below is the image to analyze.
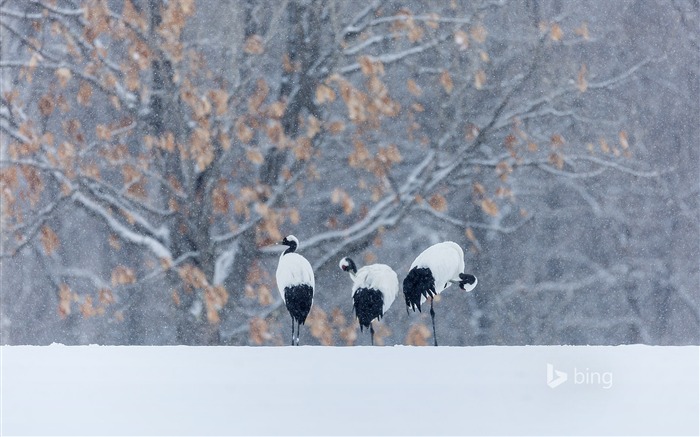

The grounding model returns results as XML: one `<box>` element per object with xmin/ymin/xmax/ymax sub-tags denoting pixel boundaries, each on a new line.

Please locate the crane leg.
<box><xmin>370</xmin><ymin>323</ymin><xmax>375</xmax><ymax>346</ymax></box>
<box><xmin>295</xmin><ymin>321</ymin><xmax>301</xmax><ymax>346</ymax></box>
<box><xmin>291</xmin><ymin>318</ymin><xmax>295</xmax><ymax>346</ymax></box>
<box><xmin>430</xmin><ymin>298</ymin><xmax>438</xmax><ymax>347</ymax></box>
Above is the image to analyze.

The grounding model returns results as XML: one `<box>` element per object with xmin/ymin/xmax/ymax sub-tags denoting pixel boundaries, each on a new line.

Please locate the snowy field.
<box><xmin>1</xmin><ymin>345</ymin><xmax>698</xmax><ymax>436</ymax></box>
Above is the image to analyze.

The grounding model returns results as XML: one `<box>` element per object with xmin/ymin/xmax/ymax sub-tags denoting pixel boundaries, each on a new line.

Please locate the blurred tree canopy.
<box><xmin>1</xmin><ymin>0</ymin><xmax>697</xmax><ymax>345</ymax></box>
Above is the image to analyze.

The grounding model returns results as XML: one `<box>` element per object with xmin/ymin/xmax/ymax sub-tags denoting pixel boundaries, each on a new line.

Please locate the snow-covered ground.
<box><xmin>1</xmin><ymin>345</ymin><xmax>698</xmax><ymax>436</ymax></box>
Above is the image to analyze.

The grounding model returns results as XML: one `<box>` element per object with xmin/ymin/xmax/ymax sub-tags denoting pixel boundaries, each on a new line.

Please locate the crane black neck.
<box><xmin>345</xmin><ymin>257</ymin><xmax>358</xmax><ymax>274</ymax></box>
<box><xmin>283</xmin><ymin>240</ymin><xmax>297</xmax><ymax>255</ymax></box>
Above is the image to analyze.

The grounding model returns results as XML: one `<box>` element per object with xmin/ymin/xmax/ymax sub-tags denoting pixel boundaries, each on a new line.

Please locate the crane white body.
<box><xmin>276</xmin><ymin>252</ymin><xmax>315</xmax><ymax>297</ymax></box>
<box><xmin>350</xmin><ymin>263</ymin><xmax>399</xmax><ymax>315</ymax></box>
<box><xmin>409</xmin><ymin>241</ymin><xmax>465</xmax><ymax>304</ymax></box>
<box><xmin>340</xmin><ymin>257</ymin><xmax>399</xmax><ymax>345</ymax></box>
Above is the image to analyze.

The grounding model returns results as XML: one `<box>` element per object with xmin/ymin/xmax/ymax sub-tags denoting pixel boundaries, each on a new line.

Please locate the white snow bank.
<box><xmin>1</xmin><ymin>345</ymin><xmax>698</xmax><ymax>436</ymax></box>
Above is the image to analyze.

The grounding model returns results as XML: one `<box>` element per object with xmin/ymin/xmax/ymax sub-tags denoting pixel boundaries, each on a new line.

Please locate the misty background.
<box><xmin>1</xmin><ymin>0</ymin><xmax>698</xmax><ymax>346</ymax></box>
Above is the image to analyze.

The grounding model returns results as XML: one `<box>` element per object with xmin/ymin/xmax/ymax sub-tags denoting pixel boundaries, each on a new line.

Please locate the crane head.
<box><xmin>458</xmin><ymin>273</ymin><xmax>478</xmax><ymax>292</ymax></box>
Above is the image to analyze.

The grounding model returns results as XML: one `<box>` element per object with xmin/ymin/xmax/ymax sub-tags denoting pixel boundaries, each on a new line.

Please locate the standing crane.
<box><xmin>403</xmin><ymin>241</ymin><xmax>478</xmax><ymax>346</ymax></box>
<box><xmin>276</xmin><ymin>235</ymin><xmax>315</xmax><ymax>345</ymax></box>
<box><xmin>339</xmin><ymin>257</ymin><xmax>399</xmax><ymax>345</ymax></box>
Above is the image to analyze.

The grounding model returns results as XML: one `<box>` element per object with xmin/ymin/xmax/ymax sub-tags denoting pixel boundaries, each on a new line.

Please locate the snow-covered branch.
<box><xmin>415</xmin><ymin>203</ymin><xmax>532</xmax><ymax>234</ymax></box>
<box><xmin>0</xmin><ymin>193</ymin><xmax>72</xmax><ymax>257</ymax></box>
<box><xmin>339</xmin><ymin>34</ymin><xmax>449</xmax><ymax>74</ymax></box>
<box><xmin>81</xmin><ymin>179</ymin><xmax>172</xmax><ymax>241</ymax></box>
<box><xmin>72</xmin><ymin>192</ymin><xmax>172</xmax><ymax>261</ymax></box>
<box><xmin>588</xmin><ymin>57</ymin><xmax>652</xmax><ymax>90</ymax></box>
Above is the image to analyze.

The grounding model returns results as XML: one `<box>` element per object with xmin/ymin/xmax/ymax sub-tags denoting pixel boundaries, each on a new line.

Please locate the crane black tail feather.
<box><xmin>403</xmin><ymin>267</ymin><xmax>434</xmax><ymax>314</ymax></box>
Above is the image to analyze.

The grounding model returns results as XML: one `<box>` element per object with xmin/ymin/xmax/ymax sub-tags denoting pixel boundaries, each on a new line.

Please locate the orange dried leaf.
<box><xmin>549</xmin><ymin>152</ymin><xmax>564</xmax><ymax>169</ymax></box>
<box><xmin>209</xmin><ymin>89</ymin><xmax>229</xmax><ymax>115</ymax></box>
<box><xmin>474</xmin><ymin>70</ymin><xmax>486</xmax><ymax>90</ymax></box>
<box><xmin>114</xmin><ymin>311</ymin><xmax>125</xmax><ymax>322</ymax></box>
<box><xmin>40</xmin><ymin>225</ymin><xmax>60</xmax><ymax>255</ymax></box>
<box><xmin>190</xmin><ymin>128</ymin><xmax>214</xmax><ymax>171</ymax></box>
<box><xmin>328</xmin><ymin>120</ymin><xmax>345</xmax><ymax>135</ymax></box>
<box><xmin>428</xmin><ymin>194</ymin><xmax>448</xmax><ymax>212</ymax></box>
<box><xmin>293</xmin><ymin>137</ymin><xmax>313</xmax><ymax>161</ymax></box>
<box><xmin>80</xmin><ymin>295</ymin><xmax>97</xmax><ymax>318</ymax></box>
<box><xmin>235</xmin><ymin>119</ymin><xmax>254</xmax><ymax>143</ymax></box>
<box><xmin>619</xmin><ymin>131</ymin><xmax>630</xmax><ymax>150</ymax></box>
<box><xmin>267</xmin><ymin>101</ymin><xmax>286</xmax><ymax>119</ymax></box>
<box><xmin>257</xmin><ymin>284</ymin><xmax>273</xmax><ymax>306</ymax></box>
<box><xmin>331</xmin><ymin>188</ymin><xmax>354</xmax><ymax>215</ymax></box>
<box><xmin>288</xmin><ymin>208</ymin><xmax>300</xmax><ymax>225</ymax></box>
<box><xmin>212</xmin><ymin>181</ymin><xmax>230</xmax><ymax>214</ymax></box>
<box><xmin>204</xmin><ymin>285</ymin><xmax>228</xmax><ymax>311</ymax></box>
<box><xmin>495</xmin><ymin>186</ymin><xmax>512</xmax><ymax>198</ymax></box>
<box><xmin>248</xmin><ymin>78</ymin><xmax>269</xmax><ymax>113</ymax></box>
<box><xmin>481</xmin><ymin>198</ymin><xmax>499</xmax><ymax>217</ymax></box>
<box><xmin>577</xmin><ymin>64</ymin><xmax>588</xmax><ymax>93</ymax></box>
<box><xmin>465</xmin><ymin>227</ymin><xmax>477</xmax><ymax>242</ymax></box>
<box><xmin>406</xmin><ymin>323</ymin><xmax>431</xmax><ymax>346</ymax></box>
<box><xmin>575</xmin><ymin>22</ymin><xmax>590</xmax><ymax>40</ymax></box>
<box><xmin>315</xmin><ymin>84</ymin><xmax>336</xmax><ymax>104</ymax></box>
<box><xmin>77</xmin><ymin>82</ymin><xmax>93</xmax><ymax>106</ymax></box>
<box><xmin>55</xmin><ymin>68</ymin><xmax>72</xmax><ymax>87</ymax></box>
<box><xmin>246</xmin><ymin>149</ymin><xmax>264</xmax><ymax>165</ymax></box>
<box><xmin>454</xmin><ymin>30</ymin><xmax>469</xmax><ymax>50</ymax></box>
<box><xmin>249</xmin><ymin>318</ymin><xmax>269</xmax><ymax>344</ymax></box>
<box><xmin>99</xmin><ymin>288</ymin><xmax>115</xmax><ymax>306</ymax></box>
<box><xmin>358</xmin><ymin>56</ymin><xmax>378</xmax><ymax>76</ymax></box>
<box><xmin>307</xmin><ymin>115</ymin><xmax>321</xmax><ymax>138</ymax></box>
<box><xmin>470</xmin><ymin>24</ymin><xmax>487</xmax><ymax>43</ymax></box>
<box><xmin>58</xmin><ymin>284</ymin><xmax>73</xmax><ymax>318</ymax></box>
<box><xmin>496</xmin><ymin>161</ymin><xmax>512</xmax><ymax>178</ymax></box>
<box><xmin>111</xmin><ymin>265</ymin><xmax>136</xmax><ymax>286</ymax></box>
<box><xmin>440</xmin><ymin>70</ymin><xmax>453</xmax><ymax>94</ymax></box>
<box><xmin>178</xmin><ymin>264</ymin><xmax>208</xmax><ymax>289</ymax></box>
<box><xmin>331</xmin><ymin>307</ymin><xmax>346</xmax><ymax>327</ymax></box>
<box><xmin>127</xmin><ymin>180</ymin><xmax>147</xmax><ymax>199</ymax></box>
<box><xmin>551</xmin><ymin>134</ymin><xmax>565</xmax><ymax>147</ymax></box>
<box><xmin>108</xmin><ymin>234</ymin><xmax>122</xmax><ymax>250</ymax></box>
<box><xmin>426</xmin><ymin>13</ymin><xmax>440</xmax><ymax>29</ymax></box>
<box><xmin>38</xmin><ymin>95</ymin><xmax>55</xmax><ymax>117</ymax></box>
<box><xmin>407</xmin><ymin>79</ymin><xmax>422</xmax><ymax>97</ymax></box>
<box><xmin>205</xmin><ymin>285</ymin><xmax>228</xmax><ymax>324</ymax></box>
<box><xmin>307</xmin><ymin>307</ymin><xmax>334</xmax><ymax>346</ymax></box>
<box><xmin>95</xmin><ymin>124</ymin><xmax>112</xmax><ymax>141</ymax></box>
<box><xmin>244</xmin><ymin>35</ymin><xmax>265</xmax><ymax>55</ymax></box>
<box><xmin>550</xmin><ymin>23</ymin><xmax>563</xmax><ymax>41</ymax></box>
<box><xmin>408</xmin><ymin>23</ymin><xmax>424</xmax><ymax>42</ymax></box>
<box><xmin>266</xmin><ymin>120</ymin><xmax>284</xmax><ymax>145</ymax></box>
<box><xmin>282</xmin><ymin>53</ymin><xmax>299</xmax><ymax>73</ymax></box>
<box><xmin>465</xmin><ymin>124</ymin><xmax>480</xmax><ymax>141</ymax></box>
<box><xmin>340</xmin><ymin>325</ymin><xmax>357</xmax><ymax>345</ymax></box>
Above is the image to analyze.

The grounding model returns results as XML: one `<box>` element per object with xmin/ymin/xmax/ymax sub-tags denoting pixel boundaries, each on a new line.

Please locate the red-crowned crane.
<box><xmin>276</xmin><ymin>235</ymin><xmax>315</xmax><ymax>346</ymax></box>
<box><xmin>403</xmin><ymin>241</ymin><xmax>478</xmax><ymax>346</ymax></box>
<box><xmin>339</xmin><ymin>257</ymin><xmax>399</xmax><ymax>345</ymax></box>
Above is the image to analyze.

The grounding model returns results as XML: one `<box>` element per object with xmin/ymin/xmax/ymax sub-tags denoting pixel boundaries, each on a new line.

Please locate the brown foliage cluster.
<box><xmin>57</xmin><ymin>283</ymin><xmax>115</xmax><ymax>320</ymax></box>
